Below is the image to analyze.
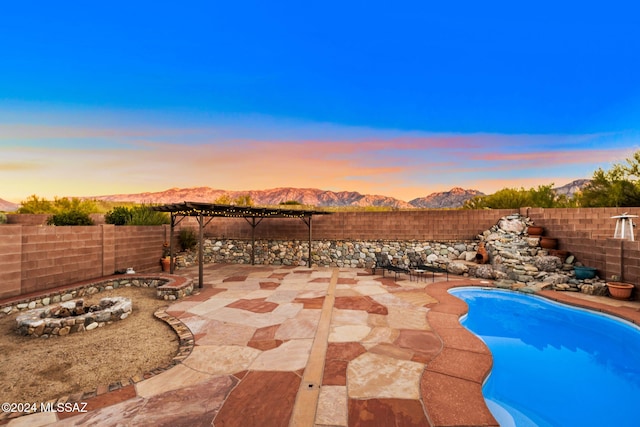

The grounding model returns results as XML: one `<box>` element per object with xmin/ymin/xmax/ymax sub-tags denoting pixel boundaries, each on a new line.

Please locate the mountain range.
<box><xmin>0</xmin><ymin>179</ymin><xmax>590</xmax><ymax>211</ymax></box>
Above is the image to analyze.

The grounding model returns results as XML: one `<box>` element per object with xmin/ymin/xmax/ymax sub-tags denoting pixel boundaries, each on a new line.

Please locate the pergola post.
<box><xmin>244</xmin><ymin>216</ymin><xmax>263</xmax><ymax>265</ymax></box>
<box><xmin>198</xmin><ymin>212</ymin><xmax>204</xmax><ymax>288</ymax></box>
<box><xmin>308</xmin><ymin>215</ymin><xmax>312</xmax><ymax>267</ymax></box>
<box><xmin>300</xmin><ymin>215</ymin><xmax>312</xmax><ymax>267</ymax></box>
<box><xmin>169</xmin><ymin>213</ymin><xmax>175</xmax><ymax>274</ymax></box>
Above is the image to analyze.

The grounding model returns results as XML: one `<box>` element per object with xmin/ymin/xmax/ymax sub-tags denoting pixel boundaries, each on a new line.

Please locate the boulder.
<box><xmin>474</xmin><ymin>264</ymin><xmax>495</xmax><ymax>279</ymax></box>
<box><xmin>535</xmin><ymin>256</ymin><xmax>562</xmax><ymax>272</ymax></box>
<box><xmin>447</xmin><ymin>261</ymin><xmax>469</xmax><ymax>275</ymax></box>
<box><xmin>497</xmin><ymin>217</ymin><xmax>527</xmax><ymax>234</ymax></box>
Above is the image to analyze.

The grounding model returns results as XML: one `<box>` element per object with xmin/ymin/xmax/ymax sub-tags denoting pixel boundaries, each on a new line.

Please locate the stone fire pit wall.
<box><xmin>1</xmin><ymin>276</ymin><xmax>192</xmax><ymax>319</ymax></box>
<box><xmin>16</xmin><ymin>297</ymin><xmax>132</xmax><ymax>337</ymax></box>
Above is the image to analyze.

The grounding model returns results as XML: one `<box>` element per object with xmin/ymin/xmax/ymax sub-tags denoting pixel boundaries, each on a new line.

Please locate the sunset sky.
<box><xmin>1</xmin><ymin>1</ymin><xmax>639</xmax><ymax>203</ymax></box>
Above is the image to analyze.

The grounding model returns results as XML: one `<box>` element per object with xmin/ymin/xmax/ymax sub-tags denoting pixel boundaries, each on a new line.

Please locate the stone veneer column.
<box><xmin>0</xmin><ymin>225</ymin><xmax>23</xmax><ymax>299</ymax></box>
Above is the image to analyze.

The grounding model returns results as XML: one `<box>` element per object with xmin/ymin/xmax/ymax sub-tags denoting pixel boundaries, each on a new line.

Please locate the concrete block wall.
<box><xmin>0</xmin><ymin>224</ymin><xmax>167</xmax><ymax>300</ymax></box>
<box><xmin>0</xmin><ymin>225</ymin><xmax>22</xmax><ymax>299</ymax></box>
<box><xmin>19</xmin><ymin>225</ymin><xmax>104</xmax><ymax>295</ymax></box>
<box><xmin>2</xmin><ymin>208</ymin><xmax>640</xmax><ymax>300</ymax></box>
<box><xmin>114</xmin><ymin>225</ymin><xmax>168</xmax><ymax>273</ymax></box>
<box><xmin>5</xmin><ymin>213</ymin><xmax>106</xmax><ymax>225</ymax></box>
<box><xmin>185</xmin><ymin>209</ymin><xmax>517</xmax><ymax>241</ymax></box>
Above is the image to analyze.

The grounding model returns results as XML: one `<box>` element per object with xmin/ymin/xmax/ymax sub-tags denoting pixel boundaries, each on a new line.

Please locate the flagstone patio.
<box><xmin>5</xmin><ymin>263</ymin><xmax>640</xmax><ymax>427</ymax></box>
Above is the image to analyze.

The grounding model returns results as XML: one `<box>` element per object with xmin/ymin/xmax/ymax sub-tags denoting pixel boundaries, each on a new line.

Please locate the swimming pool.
<box><xmin>449</xmin><ymin>288</ymin><xmax>640</xmax><ymax>427</ymax></box>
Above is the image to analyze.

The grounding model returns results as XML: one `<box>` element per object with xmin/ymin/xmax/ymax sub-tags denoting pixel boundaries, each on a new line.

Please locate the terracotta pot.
<box><xmin>549</xmin><ymin>249</ymin><xmax>569</xmax><ymax>262</ymax></box>
<box><xmin>606</xmin><ymin>282</ymin><xmax>634</xmax><ymax>300</ymax></box>
<box><xmin>539</xmin><ymin>237</ymin><xmax>558</xmax><ymax>249</ymax></box>
<box><xmin>527</xmin><ymin>226</ymin><xmax>544</xmax><ymax>236</ymax></box>
<box><xmin>160</xmin><ymin>257</ymin><xmax>173</xmax><ymax>272</ymax></box>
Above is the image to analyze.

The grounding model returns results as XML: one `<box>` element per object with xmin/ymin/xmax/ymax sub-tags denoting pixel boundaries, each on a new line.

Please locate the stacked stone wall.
<box><xmin>177</xmin><ymin>239</ymin><xmax>479</xmax><ymax>269</ymax></box>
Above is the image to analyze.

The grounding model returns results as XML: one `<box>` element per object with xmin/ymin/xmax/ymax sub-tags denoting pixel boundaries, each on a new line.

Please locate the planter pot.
<box><xmin>160</xmin><ymin>257</ymin><xmax>173</xmax><ymax>272</ymax></box>
<box><xmin>573</xmin><ymin>266</ymin><xmax>596</xmax><ymax>280</ymax></box>
<box><xmin>527</xmin><ymin>226</ymin><xmax>544</xmax><ymax>236</ymax></box>
<box><xmin>539</xmin><ymin>237</ymin><xmax>558</xmax><ymax>249</ymax></box>
<box><xmin>606</xmin><ymin>282</ymin><xmax>634</xmax><ymax>300</ymax></box>
<box><xmin>549</xmin><ymin>249</ymin><xmax>569</xmax><ymax>262</ymax></box>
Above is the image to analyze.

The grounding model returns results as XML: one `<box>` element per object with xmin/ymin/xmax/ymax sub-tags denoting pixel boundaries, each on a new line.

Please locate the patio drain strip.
<box><xmin>289</xmin><ymin>268</ymin><xmax>339</xmax><ymax>426</ymax></box>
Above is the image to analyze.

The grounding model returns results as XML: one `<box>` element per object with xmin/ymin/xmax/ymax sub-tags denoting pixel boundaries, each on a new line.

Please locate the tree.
<box><xmin>52</xmin><ymin>197</ymin><xmax>98</xmax><ymax>214</ymax></box>
<box><xmin>234</xmin><ymin>194</ymin><xmax>254</xmax><ymax>206</ymax></box>
<box><xmin>579</xmin><ymin>151</ymin><xmax>640</xmax><ymax>207</ymax></box>
<box><xmin>463</xmin><ymin>184</ymin><xmax>576</xmax><ymax>209</ymax></box>
<box><xmin>213</xmin><ymin>194</ymin><xmax>232</xmax><ymax>204</ymax></box>
<box><xmin>17</xmin><ymin>195</ymin><xmax>53</xmax><ymax>214</ymax></box>
<box><xmin>213</xmin><ymin>194</ymin><xmax>254</xmax><ymax>206</ymax></box>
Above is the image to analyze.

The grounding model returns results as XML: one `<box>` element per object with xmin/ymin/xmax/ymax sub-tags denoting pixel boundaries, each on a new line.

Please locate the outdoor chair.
<box><xmin>412</xmin><ymin>263</ymin><xmax>449</xmax><ymax>282</ymax></box>
<box><xmin>385</xmin><ymin>264</ymin><xmax>410</xmax><ymax>280</ymax></box>
<box><xmin>372</xmin><ymin>253</ymin><xmax>390</xmax><ymax>276</ymax></box>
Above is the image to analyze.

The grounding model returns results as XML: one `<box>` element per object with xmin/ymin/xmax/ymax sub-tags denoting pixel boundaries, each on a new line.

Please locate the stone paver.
<box><xmin>6</xmin><ymin>263</ymin><xmax>639</xmax><ymax>426</ymax></box>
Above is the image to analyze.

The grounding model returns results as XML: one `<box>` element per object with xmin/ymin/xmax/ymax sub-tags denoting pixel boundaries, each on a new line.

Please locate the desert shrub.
<box><xmin>105</xmin><ymin>206</ymin><xmax>133</xmax><ymax>225</ymax></box>
<box><xmin>179</xmin><ymin>228</ymin><xmax>198</xmax><ymax>250</ymax></box>
<box><xmin>0</xmin><ymin>213</ymin><xmax>7</xmax><ymax>224</ymax></box>
<box><xmin>47</xmin><ymin>210</ymin><xmax>94</xmax><ymax>226</ymax></box>
<box><xmin>127</xmin><ymin>205</ymin><xmax>170</xmax><ymax>225</ymax></box>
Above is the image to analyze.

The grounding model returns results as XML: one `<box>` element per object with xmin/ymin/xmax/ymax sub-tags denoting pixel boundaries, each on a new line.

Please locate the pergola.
<box><xmin>152</xmin><ymin>202</ymin><xmax>332</xmax><ymax>288</ymax></box>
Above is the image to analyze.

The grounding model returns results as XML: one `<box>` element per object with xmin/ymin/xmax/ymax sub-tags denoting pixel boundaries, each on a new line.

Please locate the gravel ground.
<box><xmin>0</xmin><ymin>287</ymin><xmax>179</xmax><ymax>404</ymax></box>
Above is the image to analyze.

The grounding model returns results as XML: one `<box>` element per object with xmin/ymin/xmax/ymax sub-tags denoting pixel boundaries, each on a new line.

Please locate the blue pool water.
<box><xmin>449</xmin><ymin>288</ymin><xmax>640</xmax><ymax>427</ymax></box>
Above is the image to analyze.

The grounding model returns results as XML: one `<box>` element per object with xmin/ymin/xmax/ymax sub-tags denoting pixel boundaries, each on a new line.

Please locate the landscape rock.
<box><xmin>535</xmin><ymin>256</ymin><xmax>562</xmax><ymax>272</ymax></box>
<box><xmin>447</xmin><ymin>261</ymin><xmax>469</xmax><ymax>275</ymax></box>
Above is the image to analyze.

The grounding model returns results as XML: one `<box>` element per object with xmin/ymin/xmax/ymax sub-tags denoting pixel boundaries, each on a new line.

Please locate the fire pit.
<box><xmin>16</xmin><ymin>297</ymin><xmax>132</xmax><ymax>337</ymax></box>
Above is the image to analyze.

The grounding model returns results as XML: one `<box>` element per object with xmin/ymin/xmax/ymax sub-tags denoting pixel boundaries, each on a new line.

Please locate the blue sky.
<box><xmin>1</xmin><ymin>1</ymin><xmax>638</xmax><ymax>202</ymax></box>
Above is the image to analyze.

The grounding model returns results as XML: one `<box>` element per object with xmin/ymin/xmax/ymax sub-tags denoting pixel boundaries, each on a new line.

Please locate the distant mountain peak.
<box><xmin>553</xmin><ymin>179</ymin><xmax>591</xmax><ymax>197</ymax></box>
<box><xmin>0</xmin><ymin>198</ymin><xmax>19</xmax><ymax>212</ymax></box>
<box><xmin>4</xmin><ymin>180</ymin><xmax>589</xmax><ymax>211</ymax></box>
<box><xmin>409</xmin><ymin>188</ymin><xmax>484</xmax><ymax>208</ymax></box>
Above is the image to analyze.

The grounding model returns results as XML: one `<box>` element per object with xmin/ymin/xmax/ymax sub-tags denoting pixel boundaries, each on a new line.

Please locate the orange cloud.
<box><xmin>1</xmin><ymin>122</ymin><xmax>635</xmax><ymax>203</ymax></box>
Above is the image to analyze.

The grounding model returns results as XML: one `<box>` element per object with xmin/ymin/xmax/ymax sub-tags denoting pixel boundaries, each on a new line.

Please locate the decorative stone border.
<box><xmin>0</xmin><ymin>289</ymin><xmax>195</xmax><ymax>421</ymax></box>
<box><xmin>0</xmin><ymin>275</ymin><xmax>193</xmax><ymax>317</ymax></box>
<box><xmin>16</xmin><ymin>297</ymin><xmax>133</xmax><ymax>337</ymax></box>
<box><xmin>157</xmin><ymin>280</ymin><xmax>194</xmax><ymax>300</ymax></box>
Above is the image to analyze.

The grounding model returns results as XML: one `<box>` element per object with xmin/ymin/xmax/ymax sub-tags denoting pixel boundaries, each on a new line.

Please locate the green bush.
<box><xmin>179</xmin><ymin>228</ymin><xmax>198</xmax><ymax>251</ymax></box>
<box><xmin>105</xmin><ymin>206</ymin><xmax>133</xmax><ymax>225</ymax></box>
<box><xmin>127</xmin><ymin>205</ymin><xmax>170</xmax><ymax>225</ymax></box>
<box><xmin>0</xmin><ymin>213</ymin><xmax>7</xmax><ymax>224</ymax></box>
<box><xmin>47</xmin><ymin>210</ymin><xmax>94</xmax><ymax>226</ymax></box>
<box><xmin>463</xmin><ymin>184</ymin><xmax>575</xmax><ymax>209</ymax></box>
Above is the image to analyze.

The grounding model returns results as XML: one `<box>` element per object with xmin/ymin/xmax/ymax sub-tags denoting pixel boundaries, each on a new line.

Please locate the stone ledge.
<box><xmin>157</xmin><ymin>279</ymin><xmax>194</xmax><ymax>301</ymax></box>
<box><xmin>16</xmin><ymin>297</ymin><xmax>132</xmax><ymax>337</ymax></box>
<box><xmin>0</xmin><ymin>275</ymin><xmax>192</xmax><ymax>317</ymax></box>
